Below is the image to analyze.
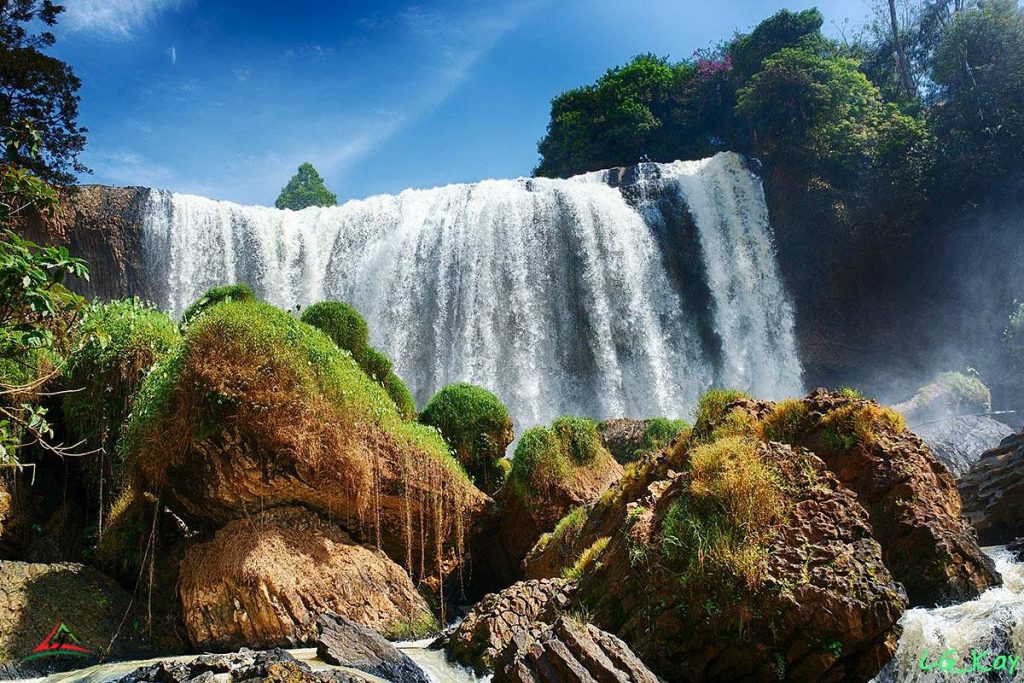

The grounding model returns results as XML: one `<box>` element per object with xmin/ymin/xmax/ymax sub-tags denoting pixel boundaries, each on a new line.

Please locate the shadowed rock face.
<box><xmin>960</xmin><ymin>431</ymin><xmax>1024</xmax><ymax>545</ymax></box>
<box><xmin>316</xmin><ymin>613</ymin><xmax>429</xmax><ymax>683</ymax></box>
<box><xmin>0</xmin><ymin>561</ymin><xmax>150</xmax><ymax>678</ymax></box>
<box><xmin>115</xmin><ymin>647</ymin><xmax>366</xmax><ymax>683</ymax></box>
<box><xmin>15</xmin><ymin>185</ymin><xmax>150</xmax><ymax>301</ymax></box>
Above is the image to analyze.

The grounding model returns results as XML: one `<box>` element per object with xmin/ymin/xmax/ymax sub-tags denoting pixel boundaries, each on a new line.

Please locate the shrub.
<box><xmin>301</xmin><ymin>301</ymin><xmax>415</xmax><ymax>420</ymax></box>
<box><xmin>562</xmin><ymin>536</ymin><xmax>610</xmax><ymax>580</ymax></box>
<box><xmin>819</xmin><ymin>401</ymin><xmax>907</xmax><ymax>453</ymax></box>
<box><xmin>934</xmin><ymin>372</ymin><xmax>991</xmax><ymax>413</ymax></box>
<box><xmin>507</xmin><ymin>416</ymin><xmax>609</xmax><ymax>501</ymax></box>
<box><xmin>62</xmin><ymin>299</ymin><xmax>180</xmax><ymax>508</ymax></box>
<box><xmin>660</xmin><ymin>436</ymin><xmax>783</xmax><ymax>588</ymax></box>
<box><xmin>181</xmin><ymin>283</ymin><xmax>255</xmax><ymax>328</ymax></box>
<box><xmin>420</xmin><ymin>383</ymin><xmax>513</xmax><ymax>493</ymax></box>
<box><xmin>637</xmin><ymin>418</ymin><xmax>690</xmax><ymax>458</ymax></box>
<box><xmin>692</xmin><ymin>389</ymin><xmax>753</xmax><ymax>443</ymax></box>
<box><xmin>300</xmin><ymin>300</ymin><xmax>369</xmax><ymax>359</ymax></box>
<box><xmin>761</xmin><ymin>399</ymin><xmax>807</xmax><ymax>444</ymax></box>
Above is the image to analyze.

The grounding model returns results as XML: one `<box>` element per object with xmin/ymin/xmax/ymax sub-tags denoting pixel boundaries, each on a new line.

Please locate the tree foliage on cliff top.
<box><xmin>275</xmin><ymin>162</ymin><xmax>338</xmax><ymax>210</ymax></box>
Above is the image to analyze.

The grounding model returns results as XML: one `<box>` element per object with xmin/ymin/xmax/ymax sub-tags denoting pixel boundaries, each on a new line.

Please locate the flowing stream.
<box><xmin>139</xmin><ymin>152</ymin><xmax>803</xmax><ymax>428</ymax></box>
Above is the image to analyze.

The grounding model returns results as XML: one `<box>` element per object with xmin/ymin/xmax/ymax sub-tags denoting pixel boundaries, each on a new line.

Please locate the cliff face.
<box><xmin>15</xmin><ymin>185</ymin><xmax>150</xmax><ymax>301</ymax></box>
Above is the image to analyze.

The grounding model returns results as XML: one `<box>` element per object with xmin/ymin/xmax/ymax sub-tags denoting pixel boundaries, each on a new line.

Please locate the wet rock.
<box><xmin>445</xmin><ymin>579</ymin><xmax>576</xmax><ymax>674</ymax></box>
<box><xmin>1007</xmin><ymin>538</ymin><xmax>1024</xmax><ymax>562</ymax></box>
<box><xmin>117</xmin><ymin>647</ymin><xmax>367</xmax><ymax>683</ymax></box>
<box><xmin>912</xmin><ymin>415</ymin><xmax>1012</xmax><ymax>478</ymax></box>
<box><xmin>493</xmin><ymin>616</ymin><xmax>659</xmax><ymax>683</ymax></box>
<box><xmin>316</xmin><ymin>612</ymin><xmax>428</xmax><ymax>683</ymax></box>
<box><xmin>178</xmin><ymin>507</ymin><xmax>434</xmax><ymax>650</ymax></box>
<box><xmin>0</xmin><ymin>561</ymin><xmax>149</xmax><ymax>677</ymax></box>
<box><xmin>959</xmin><ymin>431</ymin><xmax>1024</xmax><ymax>545</ymax></box>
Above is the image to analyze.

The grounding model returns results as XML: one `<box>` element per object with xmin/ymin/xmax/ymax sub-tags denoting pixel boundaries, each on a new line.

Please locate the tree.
<box><xmin>0</xmin><ymin>121</ymin><xmax>91</xmax><ymax>466</ymax></box>
<box><xmin>0</xmin><ymin>0</ymin><xmax>88</xmax><ymax>184</ymax></box>
<box><xmin>931</xmin><ymin>0</ymin><xmax>1024</xmax><ymax>201</ymax></box>
<box><xmin>274</xmin><ymin>162</ymin><xmax>338</xmax><ymax>210</ymax></box>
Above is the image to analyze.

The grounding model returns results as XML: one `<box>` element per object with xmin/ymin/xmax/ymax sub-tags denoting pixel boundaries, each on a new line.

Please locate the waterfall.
<box><xmin>139</xmin><ymin>151</ymin><xmax>803</xmax><ymax>428</ymax></box>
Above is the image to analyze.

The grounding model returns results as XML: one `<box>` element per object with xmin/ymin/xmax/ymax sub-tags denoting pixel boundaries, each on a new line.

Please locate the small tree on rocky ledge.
<box><xmin>274</xmin><ymin>162</ymin><xmax>338</xmax><ymax>210</ymax></box>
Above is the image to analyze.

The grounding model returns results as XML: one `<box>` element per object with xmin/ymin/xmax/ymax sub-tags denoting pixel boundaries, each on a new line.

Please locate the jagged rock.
<box><xmin>445</xmin><ymin>579</ymin><xmax>576</xmax><ymax>674</ymax></box>
<box><xmin>1007</xmin><ymin>538</ymin><xmax>1024</xmax><ymax>562</ymax></box>
<box><xmin>959</xmin><ymin>431</ymin><xmax>1024</xmax><ymax>545</ymax></box>
<box><xmin>178</xmin><ymin>507</ymin><xmax>434</xmax><ymax>650</ymax></box>
<box><xmin>316</xmin><ymin>612</ymin><xmax>429</xmax><ymax>683</ymax></box>
<box><xmin>117</xmin><ymin>647</ymin><xmax>367</xmax><ymax>683</ymax></box>
<box><xmin>763</xmin><ymin>390</ymin><xmax>998</xmax><ymax>606</ymax></box>
<box><xmin>596</xmin><ymin>419</ymin><xmax>648</xmax><ymax>463</ymax></box>
<box><xmin>0</xmin><ymin>561</ymin><xmax>150</xmax><ymax>677</ymax></box>
<box><xmin>913</xmin><ymin>415</ymin><xmax>1013</xmax><ymax>477</ymax></box>
<box><xmin>493</xmin><ymin>616</ymin><xmax>659</xmax><ymax>683</ymax></box>
<box><xmin>565</xmin><ymin>439</ymin><xmax>907</xmax><ymax>682</ymax></box>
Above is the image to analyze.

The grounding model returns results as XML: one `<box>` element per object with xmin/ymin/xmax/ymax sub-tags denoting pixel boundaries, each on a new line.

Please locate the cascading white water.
<box><xmin>140</xmin><ymin>151</ymin><xmax>803</xmax><ymax>427</ymax></box>
<box><xmin>874</xmin><ymin>548</ymin><xmax>1024</xmax><ymax>683</ymax></box>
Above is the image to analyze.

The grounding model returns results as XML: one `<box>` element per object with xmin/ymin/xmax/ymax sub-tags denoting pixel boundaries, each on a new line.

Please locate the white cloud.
<box><xmin>168</xmin><ymin>45</ymin><xmax>177</xmax><ymax>65</ymax></box>
<box><xmin>89</xmin><ymin>150</ymin><xmax>175</xmax><ymax>187</ymax></box>
<box><xmin>63</xmin><ymin>0</ymin><xmax>182</xmax><ymax>40</ymax></box>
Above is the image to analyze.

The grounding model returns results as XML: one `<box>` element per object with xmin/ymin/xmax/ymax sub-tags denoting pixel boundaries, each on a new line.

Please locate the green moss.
<box><xmin>383</xmin><ymin>610</ymin><xmax>439</xmax><ymax>640</ymax></box>
<box><xmin>180</xmin><ymin>283</ymin><xmax>255</xmax><ymax>328</ymax></box>
<box><xmin>300</xmin><ymin>300</ymin><xmax>370</xmax><ymax>359</ymax></box>
<box><xmin>692</xmin><ymin>389</ymin><xmax>753</xmax><ymax>443</ymax></box>
<box><xmin>934</xmin><ymin>371</ymin><xmax>991</xmax><ymax>411</ymax></box>
<box><xmin>122</xmin><ymin>298</ymin><xmax>468</xmax><ymax>489</ymax></box>
<box><xmin>62</xmin><ymin>299</ymin><xmax>181</xmax><ymax>498</ymax></box>
<box><xmin>507</xmin><ymin>416</ymin><xmax>607</xmax><ymax>501</ymax></box>
<box><xmin>761</xmin><ymin>399</ymin><xmax>807</xmax><ymax>444</ymax></box>
<box><xmin>301</xmin><ymin>301</ymin><xmax>415</xmax><ymax>420</ymax></box>
<box><xmin>420</xmin><ymin>383</ymin><xmax>513</xmax><ymax>493</ymax></box>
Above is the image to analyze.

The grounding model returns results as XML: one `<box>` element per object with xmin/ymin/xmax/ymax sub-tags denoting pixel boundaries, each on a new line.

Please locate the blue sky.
<box><xmin>54</xmin><ymin>0</ymin><xmax>874</xmax><ymax>205</ymax></box>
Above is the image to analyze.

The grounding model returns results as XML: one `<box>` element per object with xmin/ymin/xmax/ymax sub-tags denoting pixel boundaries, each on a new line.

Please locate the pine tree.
<box><xmin>274</xmin><ymin>162</ymin><xmax>338</xmax><ymax>210</ymax></box>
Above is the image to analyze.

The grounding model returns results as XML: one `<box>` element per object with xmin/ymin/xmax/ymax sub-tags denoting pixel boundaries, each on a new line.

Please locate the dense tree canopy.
<box><xmin>0</xmin><ymin>0</ymin><xmax>87</xmax><ymax>184</ymax></box>
<box><xmin>275</xmin><ymin>162</ymin><xmax>338</xmax><ymax>210</ymax></box>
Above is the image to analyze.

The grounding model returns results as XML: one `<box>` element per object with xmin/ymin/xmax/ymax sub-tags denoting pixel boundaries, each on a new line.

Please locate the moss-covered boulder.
<box><xmin>756</xmin><ymin>389</ymin><xmax>998</xmax><ymax>606</ymax></box>
<box><xmin>301</xmin><ymin>300</ymin><xmax>416</xmax><ymax>420</ymax></box>
<box><xmin>180</xmin><ymin>283</ymin><xmax>255</xmax><ymax>328</ymax></box>
<box><xmin>420</xmin><ymin>383</ymin><xmax>514</xmax><ymax>494</ymax></box>
<box><xmin>496</xmin><ymin>417</ymin><xmax>622</xmax><ymax>573</ymax></box>
<box><xmin>122</xmin><ymin>298</ymin><xmax>488</xmax><ymax>586</ymax></box>
<box><xmin>62</xmin><ymin>299</ymin><xmax>180</xmax><ymax>516</ymax></box>
<box><xmin>539</xmin><ymin>417</ymin><xmax>907</xmax><ymax>682</ymax></box>
<box><xmin>178</xmin><ymin>507</ymin><xmax>435</xmax><ymax>649</ymax></box>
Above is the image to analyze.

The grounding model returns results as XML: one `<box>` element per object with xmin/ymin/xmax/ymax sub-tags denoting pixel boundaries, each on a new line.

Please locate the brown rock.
<box><xmin>445</xmin><ymin>578</ymin><xmax>576</xmax><ymax>674</ymax></box>
<box><xmin>0</xmin><ymin>479</ymin><xmax>9</xmax><ymax>542</ymax></box>
<box><xmin>116</xmin><ymin>647</ymin><xmax>367</xmax><ymax>683</ymax></box>
<box><xmin>576</xmin><ymin>440</ymin><xmax>907</xmax><ymax>682</ymax></box>
<box><xmin>178</xmin><ymin>507</ymin><xmax>434</xmax><ymax>650</ymax></box>
<box><xmin>775</xmin><ymin>389</ymin><xmax>998</xmax><ymax>605</ymax></box>
<box><xmin>15</xmin><ymin>185</ymin><xmax>149</xmax><ymax>301</ymax></box>
<box><xmin>596</xmin><ymin>419</ymin><xmax>647</xmax><ymax>464</ymax></box>
<box><xmin>959</xmin><ymin>431</ymin><xmax>1024</xmax><ymax>544</ymax></box>
<box><xmin>493</xmin><ymin>617</ymin><xmax>659</xmax><ymax>683</ymax></box>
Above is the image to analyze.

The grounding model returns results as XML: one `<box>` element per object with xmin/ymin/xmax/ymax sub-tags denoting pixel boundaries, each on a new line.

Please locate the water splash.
<box><xmin>140</xmin><ymin>152</ymin><xmax>803</xmax><ymax>428</ymax></box>
<box><xmin>875</xmin><ymin>548</ymin><xmax>1024</xmax><ymax>682</ymax></box>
